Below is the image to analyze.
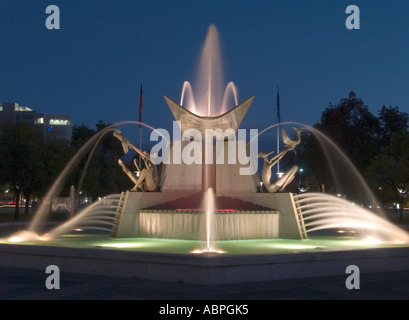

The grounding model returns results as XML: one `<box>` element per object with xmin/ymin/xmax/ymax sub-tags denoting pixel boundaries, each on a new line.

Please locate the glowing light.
<box><xmin>8</xmin><ymin>236</ymin><xmax>22</xmax><ymax>243</ymax></box>
<box><xmin>97</xmin><ymin>243</ymin><xmax>142</xmax><ymax>249</ymax></box>
<box><xmin>49</xmin><ymin>119</ymin><xmax>70</xmax><ymax>126</ymax></box>
<box><xmin>190</xmin><ymin>248</ymin><xmax>226</xmax><ymax>254</ymax></box>
<box><xmin>279</xmin><ymin>244</ymin><xmax>316</xmax><ymax>250</ymax></box>
<box><xmin>361</xmin><ymin>238</ymin><xmax>382</xmax><ymax>245</ymax></box>
<box><xmin>175</xmin><ymin>208</ymin><xmax>236</xmax><ymax>212</ymax></box>
<box><xmin>38</xmin><ymin>234</ymin><xmax>50</xmax><ymax>241</ymax></box>
<box><xmin>7</xmin><ymin>230</ymin><xmax>41</xmax><ymax>243</ymax></box>
<box><xmin>35</xmin><ymin>117</ymin><xmax>44</xmax><ymax>124</ymax></box>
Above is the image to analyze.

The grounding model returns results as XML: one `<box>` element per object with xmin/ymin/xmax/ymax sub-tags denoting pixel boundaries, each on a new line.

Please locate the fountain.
<box><xmin>2</xmin><ymin>24</ymin><xmax>409</xmax><ymax>285</ymax></box>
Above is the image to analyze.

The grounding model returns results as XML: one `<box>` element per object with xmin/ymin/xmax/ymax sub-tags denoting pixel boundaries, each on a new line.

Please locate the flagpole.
<box><xmin>139</xmin><ymin>79</ymin><xmax>143</xmax><ymax>169</ymax></box>
<box><xmin>276</xmin><ymin>80</ymin><xmax>280</xmax><ymax>177</ymax></box>
<box><xmin>139</xmin><ymin>127</ymin><xmax>142</xmax><ymax>168</ymax></box>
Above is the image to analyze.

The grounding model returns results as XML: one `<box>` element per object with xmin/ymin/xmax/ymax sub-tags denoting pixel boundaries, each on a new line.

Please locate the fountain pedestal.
<box><xmin>113</xmin><ymin>97</ymin><xmax>306</xmax><ymax>240</ymax></box>
<box><xmin>113</xmin><ymin>190</ymin><xmax>305</xmax><ymax>240</ymax></box>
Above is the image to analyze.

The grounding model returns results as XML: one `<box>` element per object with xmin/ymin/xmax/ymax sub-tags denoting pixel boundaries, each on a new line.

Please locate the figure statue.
<box><xmin>282</xmin><ymin>127</ymin><xmax>302</xmax><ymax>153</ymax></box>
<box><xmin>113</xmin><ymin>130</ymin><xmax>158</xmax><ymax>192</ymax></box>
<box><xmin>258</xmin><ymin>127</ymin><xmax>302</xmax><ymax>193</ymax></box>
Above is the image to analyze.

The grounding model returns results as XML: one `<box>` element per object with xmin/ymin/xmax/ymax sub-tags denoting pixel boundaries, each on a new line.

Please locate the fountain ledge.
<box><xmin>2</xmin><ymin>243</ymin><xmax>409</xmax><ymax>284</ymax></box>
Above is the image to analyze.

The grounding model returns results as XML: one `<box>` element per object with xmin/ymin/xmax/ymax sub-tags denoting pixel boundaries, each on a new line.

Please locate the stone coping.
<box><xmin>1</xmin><ymin>243</ymin><xmax>409</xmax><ymax>284</ymax></box>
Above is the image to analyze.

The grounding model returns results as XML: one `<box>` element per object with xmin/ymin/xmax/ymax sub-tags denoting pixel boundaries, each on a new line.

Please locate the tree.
<box><xmin>292</xmin><ymin>130</ymin><xmax>328</xmax><ymax>192</ymax></box>
<box><xmin>0</xmin><ymin>123</ymin><xmax>44</xmax><ymax>218</ymax></box>
<box><xmin>297</xmin><ymin>92</ymin><xmax>382</xmax><ymax>196</ymax></box>
<box><xmin>378</xmin><ymin>105</ymin><xmax>409</xmax><ymax>149</ymax></box>
<box><xmin>295</xmin><ymin>92</ymin><xmax>409</xmax><ymax>209</ymax></box>
<box><xmin>319</xmin><ymin>91</ymin><xmax>381</xmax><ymax>171</ymax></box>
<box><xmin>71</xmin><ymin>124</ymin><xmax>96</xmax><ymax>149</ymax></box>
<box><xmin>366</xmin><ymin>131</ymin><xmax>409</xmax><ymax>219</ymax></box>
<box><xmin>70</xmin><ymin>122</ymin><xmax>129</xmax><ymax>201</ymax></box>
<box><xmin>40</xmin><ymin>139</ymin><xmax>75</xmax><ymax>198</ymax></box>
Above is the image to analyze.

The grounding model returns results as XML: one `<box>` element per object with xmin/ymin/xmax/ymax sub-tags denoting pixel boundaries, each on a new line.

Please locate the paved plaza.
<box><xmin>1</xmin><ymin>265</ymin><xmax>409</xmax><ymax>300</ymax></box>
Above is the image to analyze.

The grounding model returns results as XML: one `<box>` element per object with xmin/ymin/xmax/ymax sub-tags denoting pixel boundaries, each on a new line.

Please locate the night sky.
<box><xmin>1</xmin><ymin>0</ymin><xmax>409</xmax><ymax>135</ymax></box>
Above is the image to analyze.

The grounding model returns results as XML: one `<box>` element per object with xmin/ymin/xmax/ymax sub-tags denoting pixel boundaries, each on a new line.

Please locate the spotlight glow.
<box><xmin>97</xmin><ymin>243</ymin><xmax>142</xmax><ymax>249</ymax></box>
<box><xmin>190</xmin><ymin>247</ymin><xmax>225</xmax><ymax>254</ymax></box>
<box><xmin>361</xmin><ymin>237</ymin><xmax>382</xmax><ymax>245</ymax></box>
<box><xmin>8</xmin><ymin>236</ymin><xmax>22</xmax><ymax>243</ymax></box>
<box><xmin>7</xmin><ymin>230</ymin><xmax>41</xmax><ymax>243</ymax></box>
<box><xmin>278</xmin><ymin>244</ymin><xmax>316</xmax><ymax>250</ymax></box>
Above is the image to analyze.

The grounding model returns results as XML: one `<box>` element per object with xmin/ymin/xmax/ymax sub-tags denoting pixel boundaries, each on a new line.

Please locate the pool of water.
<box><xmin>1</xmin><ymin>229</ymin><xmax>408</xmax><ymax>255</ymax></box>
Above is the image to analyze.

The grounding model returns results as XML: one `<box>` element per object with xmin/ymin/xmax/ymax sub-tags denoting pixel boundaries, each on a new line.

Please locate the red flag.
<box><xmin>139</xmin><ymin>80</ymin><xmax>143</xmax><ymax>128</ymax></box>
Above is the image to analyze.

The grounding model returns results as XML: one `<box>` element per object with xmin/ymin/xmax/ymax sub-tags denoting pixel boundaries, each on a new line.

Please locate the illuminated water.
<box><xmin>294</xmin><ymin>192</ymin><xmax>409</xmax><ymax>243</ymax></box>
<box><xmin>2</xmin><ymin>232</ymin><xmax>408</xmax><ymax>255</ymax></box>
<box><xmin>204</xmin><ymin>188</ymin><xmax>215</xmax><ymax>251</ymax></box>
<box><xmin>180</xmin><ymin>24</ymin><xmax>238</xmax><ymax>116</ymax></box>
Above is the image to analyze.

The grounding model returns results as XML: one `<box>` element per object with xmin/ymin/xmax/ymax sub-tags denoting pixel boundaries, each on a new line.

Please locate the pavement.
<box><xmin>2</xmin><ymin>265</ymin><xmax>409</xmax><ymax>300</ymax></box>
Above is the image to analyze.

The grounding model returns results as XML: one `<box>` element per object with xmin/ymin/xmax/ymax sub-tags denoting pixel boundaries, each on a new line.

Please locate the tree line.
<box><xmin>292</xmin><ymin>91</ymin><xmax>409</xmax><ymax>212</ymax></box>
<box><xmin>0</xmin><ymin>120</ymin><xmax>129</xmax><ymax>219</ymax></box>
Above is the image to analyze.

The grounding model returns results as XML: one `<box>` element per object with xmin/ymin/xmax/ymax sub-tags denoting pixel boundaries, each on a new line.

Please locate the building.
<box><xmin>0</xmin><ymin>102</ymin><xmax>73</xmax><ymax>142</ymax></box>
<box><xmin>39</xmin><ymin>114</ymin><xmax>73</xmax><ymax>142</ymax></box>
<box><xmin>0</xmin><ymin>102</ymin><xmax>39</xmax><ymax>124</ymax></box>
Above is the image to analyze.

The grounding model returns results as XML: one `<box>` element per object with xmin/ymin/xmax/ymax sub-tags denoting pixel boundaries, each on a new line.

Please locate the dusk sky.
<box><xmin>1</xmin><ymin>0</ymin><xmax>409</xmax><ymax>135</ymax></box>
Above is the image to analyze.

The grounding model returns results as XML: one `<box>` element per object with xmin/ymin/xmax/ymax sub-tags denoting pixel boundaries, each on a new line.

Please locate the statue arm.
<box><xmin>113</xmin><ymin>131</ymin><xmax>151</xmax><ymax>161</ymax></box>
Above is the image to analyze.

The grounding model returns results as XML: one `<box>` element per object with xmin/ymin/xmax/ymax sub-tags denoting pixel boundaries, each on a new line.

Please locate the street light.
<box><xmin>298</xmin><ymin>184</ymin><xmax>307</xmax><ymax>193</ymax></box>
<box><xmin>298</xmin><ymin>168</ymin><xmax>307</xmax><ymax>193</ymax></box>
<box><xmin>298</xmin><ymin>168</ymin><xmax>303</xmax><ymax>185</ymax></box>
<box><xmin>397</xmin><ymin>184</ymin><xmax>407</xmax><ymax>222</ymax></box>
<box><xmin>397</xmin><ymin>184</ymin><xmax>407</xmax><ymax>196</ymax></box>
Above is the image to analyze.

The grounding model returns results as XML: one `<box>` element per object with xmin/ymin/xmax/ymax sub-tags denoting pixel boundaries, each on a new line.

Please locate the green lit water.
<box><xmin>1</xmin><ymin>230</ymin><xmax>407</xmax><ymax>255</ymax></box>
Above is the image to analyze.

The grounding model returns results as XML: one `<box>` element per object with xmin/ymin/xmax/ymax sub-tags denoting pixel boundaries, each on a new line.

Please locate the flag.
<box><xmin>139</xmin><ymin>80</ymin><xmax>143</xmax><ymax>128</ymax></box>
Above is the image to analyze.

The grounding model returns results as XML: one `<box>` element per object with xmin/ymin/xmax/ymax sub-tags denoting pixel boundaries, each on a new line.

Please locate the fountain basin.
<box><xmin>2</xmin><ymin>236</ymin><xmax>409</xmax><ymax>284</ymax></box>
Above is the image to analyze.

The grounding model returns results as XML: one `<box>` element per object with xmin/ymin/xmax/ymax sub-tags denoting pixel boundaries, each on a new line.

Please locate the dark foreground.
<box><xmin>1</xmin><ymin>265</ymin><xmax>409</xmax><ymax>300</ymax></box>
